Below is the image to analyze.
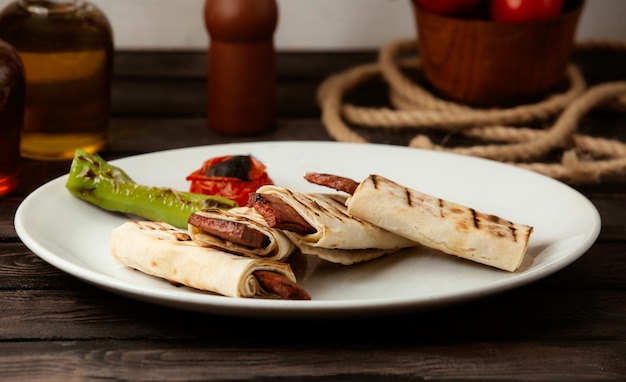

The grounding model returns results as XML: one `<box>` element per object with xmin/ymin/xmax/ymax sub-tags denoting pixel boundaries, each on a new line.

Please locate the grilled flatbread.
<box><xmin>345</xmin><ymin>175</ymin><xmax>533</xmax><ymax>272</ymax></box>
<box><xmin>255</xmin><ymin>185</ymin><xmax>416</xmax><ymax>265</ymax></box>
<box><xmin>111</xmin><ymin>220</ymin><xmax>300</xmax><ymax>299</ymax></box>
<box><xmin>188</xmin><ymin>207</ymin><xmax>295</xmax><ymax>261</ymax></box>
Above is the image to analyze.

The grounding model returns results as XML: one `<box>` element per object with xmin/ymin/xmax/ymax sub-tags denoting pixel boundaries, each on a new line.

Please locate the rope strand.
<box><xmin>317</xmin><ymin>39</ymin><xmax>626</xmax><ymax>184</ymax></box>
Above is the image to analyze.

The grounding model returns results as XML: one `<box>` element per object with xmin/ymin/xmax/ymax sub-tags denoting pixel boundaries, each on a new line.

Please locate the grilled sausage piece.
<box><xmin>188</xmin><ymin>213</ymin><xmax>270</xmax><ymax>248</ymax></box>
<box><xmin>247</xmin><ymin>193</ymin><xmax>317</xmax><ymax>235</ymax></box>
<box><xmin>303</xmin><ymin>172</ymin><xmax>359</xmax><ymax>195</ymax></box>
<box><xmin>253</xmin><ymin>270</ymin><xmax>311</xmax><ymax>300</ymax></box>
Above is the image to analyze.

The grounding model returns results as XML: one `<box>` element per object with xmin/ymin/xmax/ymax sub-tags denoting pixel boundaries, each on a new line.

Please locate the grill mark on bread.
<box><xmin>486</xmin><ymin>214</ymin><xmax>501</xmax><ymax>223</ymax></box>
<box><xmin>287</xmin><ymin>188</ymin><xmax>322</xmax><ymax>222</ymax></box>
<box><xmin>405</xmin><ymin>188</ymin><xmax>412</xmax><ymax>206</ymax></box>
<box><xmin>308</xmin><ymin>199</ymin><xmax>324</xmax><ymax>219</ymax></box>
<box><xmin>370</xmin><ymin>174</ymin><xmax>379</xmax><ymax>189</ymax></box>
<box><xmin>294</xmin><ymin>193</ymin><xmax>355</xmax><ymax>226</ymax></box>
<box><xmin>136</xmin><ymin>220</ymin><xmax>192</xmax><ymax>241</ymax></box>
<box><xmin>325</xmin><ymin>194</ymin><xmax>353</xmax><ymax>222</ymax></box>
<box><xmin>471</xmin><ymin>208</ymin><xmax>480</xmax><ymax>229</ymax></box>
<box><xmin>509</xmin><ymin>224</ymin><xmax>518</xmax><ymax>242</ymax></box>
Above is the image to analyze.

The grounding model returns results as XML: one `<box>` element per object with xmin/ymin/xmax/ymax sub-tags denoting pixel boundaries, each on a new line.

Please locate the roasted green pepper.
<box><xmin>65</xmin><ymin>149</ymin><xmax>237</xmax><ymax>228</ymax></box>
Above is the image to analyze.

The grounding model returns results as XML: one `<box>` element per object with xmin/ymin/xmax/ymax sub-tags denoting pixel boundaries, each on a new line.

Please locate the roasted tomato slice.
<box><xmin>186</xmin><ymin>155</ymin><xmax>273</xmax><ymax>206</ymax></box>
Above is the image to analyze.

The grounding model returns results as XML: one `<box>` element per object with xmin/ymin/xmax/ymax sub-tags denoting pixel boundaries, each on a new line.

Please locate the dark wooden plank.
<box><xmin>0</xmin><ymin>197</ymin><xmax>20</xmax><ymax>240</ymax></box>
<box><xmin>0</xmin><ymin>340</ymin><xmax>623</xmax><ymax>381</ymax></box>
<box><xmin>589</xmin><ymin>197</ymin><xmax>626</xmax><ymax>241</ymax></box>
<box><xmin>110</xmin><ymin>47</ymin><xmax>625</xmax><ymax>84</ymax></box>
<box><xmin>1</xmin><ymin>282</ymin><xmax>624</xmax><ymax>342</ymax></box>
<box><xmin>113</xmin><ymin>50</ymin><xmax>379</xmax><ymax>80</ymax></box>
<box><xmin>110</xmin><ymin>51</ymin><xmax>378</xmax><ymax>119</ymax></box>
<box><xmin>8</xmin><ymin>159</ymin><xmax>72</xmax><ymax>197</ymax></box>
<box><xmin>111</xmin><ymin>80</ymin><xmax>323</xmax><ymax>117</ymax></box>
<box><xmin>113</xmin><ymin>50</ymin><xmax>208</xmax><ymax>79</ymax></box>
<box><xmin>111</xmin><ymin>79</ymin><xmax>206</xmax><ymax>116</ymax></box>
<box><xmin>104</xmin><ymin>117</ymin><xmax>332</xmax><ymax>155</ymax></box>
<box><xmin>572</xmin><ymin>45</ymin><xmax>626</xmax><ymax>86</ymax></box>
<box><xmin>533</xmin><ymin>241</ymin><xmax>626</xmax><ymax>289</ymax></box>
<box><xmin>0</xmin><ymin>244</ymin><xmax>85</xmax><ymax>290</ymax></box>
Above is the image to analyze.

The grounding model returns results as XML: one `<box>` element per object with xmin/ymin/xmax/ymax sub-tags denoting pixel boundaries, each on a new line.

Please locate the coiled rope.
<box><xmin>318</xmin><ymin>38</ymin><xmax>626</xmax><ymax>184</ymax></box>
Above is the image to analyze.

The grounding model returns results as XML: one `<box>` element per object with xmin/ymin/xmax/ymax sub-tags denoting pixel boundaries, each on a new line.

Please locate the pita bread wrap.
<box><xmin>345</xmin><ymin>175</ymin><xmax>533</xmax><ymax>272</ymax></box>
<box><xmin>255</xmin><ymin>185</ymin><xmax>416</xmax><ymax>265</ymax></box>
<box><xmin>111</xmin><ymin>220</ymin><xmax>298</xmax><ymax>299</ymax></box>
<box><xmin>188</xmin><ymin>207</ymin><xmax>295</xmax><ymax>261</ymax></box>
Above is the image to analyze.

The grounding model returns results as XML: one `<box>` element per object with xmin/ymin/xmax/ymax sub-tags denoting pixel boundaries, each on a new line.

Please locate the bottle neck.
<box><xmin>18</xmin><ymin>0</ymin><xmax>83</xmax><ymax>15</ymax></box>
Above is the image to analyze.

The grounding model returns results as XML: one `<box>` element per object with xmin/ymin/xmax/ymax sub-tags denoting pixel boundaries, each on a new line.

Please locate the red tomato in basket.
<box><xmin>413</xmin><ymin>0</ymin><xmax>481</xmax><ymax>16</ymax></box>
<box><xmin>490</xmin><ymin>0</ymin><xmax>564</xmax><ymax>22</ymax></box>
<box><xmin>186</xmin><ymin>155</ymin><xmax>273</xmax><ymax>206</ymax></box>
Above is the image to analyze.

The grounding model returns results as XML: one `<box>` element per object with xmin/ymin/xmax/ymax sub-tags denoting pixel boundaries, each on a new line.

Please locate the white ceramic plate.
<box><xmin>15</xmin><ymin>142</ymin><xmax>600</xmax><ymax>318</ymax></box>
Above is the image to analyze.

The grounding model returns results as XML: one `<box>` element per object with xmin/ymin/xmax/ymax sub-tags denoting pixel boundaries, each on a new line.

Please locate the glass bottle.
<box><xmin>204</xmin><ymin>0</ymin><xmax>278</xmax><ymax>135</ymax></box>
<box><xmin>0</xmin><ymin>0</ymin><xmax>113</xmax><ymax>161</ymax></box>
<box><xmin>0</xmin><ymin>39</ymin><xmax>24</xmax><ymax>196</ymax></box>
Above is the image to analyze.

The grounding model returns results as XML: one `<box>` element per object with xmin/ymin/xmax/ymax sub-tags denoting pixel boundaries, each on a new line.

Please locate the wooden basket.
<box><xmin>413</xmin><ymin>0</ymin><xmax>584</xmax><ymax>106</ymax></box>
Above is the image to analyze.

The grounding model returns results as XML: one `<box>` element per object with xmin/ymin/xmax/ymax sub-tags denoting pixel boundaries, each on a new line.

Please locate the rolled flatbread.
<box><xmin>188</xmin><ymin>207</ymin><xmax>295</xmax><ymax>261</ymax></box>
<box><xmin>255</xmin><ymin>185</ymin><xmax>416</xmax><ymax>265</ymax></box>
<box><xmin>111</xmin><ymin>220</ymin><xmax>300</xmax><ymax>299</ymax></box>
<box><xmin>345</xmin><ymin>175</ymin><xmax>533</xmax><ymax>272</ymax></box>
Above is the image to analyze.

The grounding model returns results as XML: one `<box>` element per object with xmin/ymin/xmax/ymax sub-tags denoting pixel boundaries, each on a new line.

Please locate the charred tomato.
<box><xmin>186</xmin><ymin>155</ymin><xmax>273</xmax><ymax>206</ymax></box>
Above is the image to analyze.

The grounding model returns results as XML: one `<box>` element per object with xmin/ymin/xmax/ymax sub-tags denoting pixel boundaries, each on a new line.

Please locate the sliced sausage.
<box><xmin>247</xmin><ymin>193</ymin><xmax>317</xmax><ymax>235</ymax></box>
<box><xmin>253</xmin><ymin>270</ymin><xmax>311</xmax><ymax>300</ymax></box>
<box><xmin>188</xmin><ymin>213</ymin><xmax>270</xmax><ymax>248</ymax></box>
<box><xmin>303</xmin><ymin>172</ymin><xmax>359</xmax><ymax>195</ymax></box>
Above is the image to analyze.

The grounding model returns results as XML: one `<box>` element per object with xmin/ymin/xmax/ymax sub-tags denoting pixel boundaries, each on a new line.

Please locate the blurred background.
<box><xmin>0</xmin><ymin>0</ymin><xmax>622</xmax><ymax>51</ymax></box>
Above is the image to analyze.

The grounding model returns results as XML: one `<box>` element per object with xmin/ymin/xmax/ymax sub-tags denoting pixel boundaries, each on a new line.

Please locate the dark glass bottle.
<box><xmin>0</xmin><ymin>39</ymin><xmax>24</xmax><ymax>196</ymax></box>
<box><xmin>0</xmin><ymin>0</ymin><xmax>113</xmax><ymax>160</ymax></box>
<box><xmin>204</xmin><ymin>0</ymin><xmax>278</xmax><ymax>135</ymax></box>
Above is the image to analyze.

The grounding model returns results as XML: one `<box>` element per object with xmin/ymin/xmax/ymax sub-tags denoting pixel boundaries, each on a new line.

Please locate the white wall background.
<box><xmin>0</xmin><ymin>0</ymin><xmax>623</xmax><ymax>50</ymax></box>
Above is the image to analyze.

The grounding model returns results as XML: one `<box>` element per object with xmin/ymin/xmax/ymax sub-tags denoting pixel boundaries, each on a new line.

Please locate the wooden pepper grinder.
<box><xmin>204</xmin><ymin>0</ymin><xmax>278</xmax><ymax>135</ymax></box>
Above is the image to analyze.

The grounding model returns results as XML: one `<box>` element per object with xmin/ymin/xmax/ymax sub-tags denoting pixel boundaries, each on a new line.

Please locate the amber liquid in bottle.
<box><xmin>0</xmin><ymin>0</ymin><xmax>113</xmax><ymax>160</ymax></box>
<box><xmin>0</xmin><ymin>39</ymin><xmax>24</xmax><ymax>196</ymax></box>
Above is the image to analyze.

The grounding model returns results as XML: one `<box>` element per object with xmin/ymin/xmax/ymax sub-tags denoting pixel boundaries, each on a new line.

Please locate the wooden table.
<box><xmin>1</xmin><ymin>49</ymin><xmax>625</xmax><ymax>381</ymax></box>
